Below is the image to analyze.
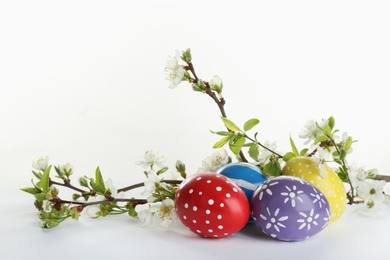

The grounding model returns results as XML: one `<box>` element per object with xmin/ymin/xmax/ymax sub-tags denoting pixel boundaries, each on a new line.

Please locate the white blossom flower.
<box><xmin>198</xmin><ymin>149</ymin><xmax>229</xmax><ymax>172</ymax></box>
<box><xmin>357</xmin><ymin>179</ymin><xmax>386</xmax><ymax>204</ymax></box>
<box><xmin>141</xmin><ymin>170</ymin><xmax>160</xmax><ymax>197</ymax></box>
<box><xmin>310</xmin><ymin>156</ymin><xmax>329</xmax><ymax>179</ymax></box>
<box><xmin>299</xmin><ymin>119</ymin><xmax>328</xmax><ymax>145</ymax></box>
<box><xmin>257</xmin><ymin>141</ymin><xmax>278</xmax><ymax>165</ymax></box>
<box><xmin>105</xmin><ymin>178</ymin><xmax>125</xmax><ymax>198</ymax></box>
<box><xmin>32</xmin><ymin>156</ymin><xmax>49</xmax><ymax>171</ymax></box>
<box><xmin>135</xmin><ymin>198</ymin><xmax>177</xmax><ymax>228</ymax></box>
<box><xmin>141</xmin><ymin>168</ymin><xmax>181</xmax><ymax>202</ymax></box>
<box><xmin>135</xmin><ymin>203</ymin><xmax>153</xmax><ymax>226</ymax></box>
<box><xmin>354</xmin><ymin>179</ymin><xmax>388</xmax><ymax>216</ymax></box>
<box><xmin>317</xmin><ymin>147</ymin><xmax>334</xmax><ymax>162</ymax></box>
<box><xmin>150</xmin><ymin>198</ymin><xmax>177</xmax><ymax>228</ymax></box>
<box><xmin>160</xmin><ymin>170</ymin><xmax>182</xmax><ymax>181</ymax></box>
<box><xmin>164</xmin><ymin>50</ymin><xmax>184</xmax><ymax>89</ymax></box>
<box><xmin>349</xmin><ymin>163</ymin><xmax>369</xmax><ymax>188</ymax></box>
<box><xmin>136</xmin><ymin>150</ymin><xmax>167</xmax><ymax>169</ymax></box>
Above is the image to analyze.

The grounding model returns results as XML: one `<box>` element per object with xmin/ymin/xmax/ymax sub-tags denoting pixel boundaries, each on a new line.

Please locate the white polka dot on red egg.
<box><xmin>226</xmin><ymin>193</ymin><xmax>231</xmax><ymax>198</ymax></box>
<box><xmin>206</xmin><ymin>209</ymin><xmax>211</xmax><ymax>214</ymax></box>
<box><xmin>208</xmin><ymin>199</ymin><xmax>214</xmax><ymax>205</ymax></box>
<box><xmin>216</xmin><ymin>186</ymin><xmax>222</xmax><ymax>191</ymax></box>
<box><xmin>193</xmin><ymin>206</ymin><xmax>197</xmax><ymax>211</ymax></box>
<box><xmin>189</xmin><ymin>189</ymin><xmax>193</xmax><ymax>194</ymax></box>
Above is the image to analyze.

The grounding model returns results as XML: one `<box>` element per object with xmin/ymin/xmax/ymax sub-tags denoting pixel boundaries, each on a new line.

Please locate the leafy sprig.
<box><xmin>21</xmin><ymin>157</ymin><xmax>183</xmax><ymax>228</ymax></box>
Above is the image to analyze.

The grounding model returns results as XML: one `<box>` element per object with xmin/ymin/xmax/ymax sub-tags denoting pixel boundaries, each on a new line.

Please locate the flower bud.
<box><xmin>175</xmin><ymin>160</ymin><xmax>186</xmax><ymax>178</ymax></box>
<box><xmin>79</xmin><ymin>177</ymin><xmax>89</xmax><ymax>187</ymax></box>
<box><xmin>59</xmin><ymin>163</ymin><xmax>73</xmax><ymax>177</ymax></box>
<box><xmin>210</xmin><ymin>75</ymin><xmax>223</xmax><ymax>96</ymax></box>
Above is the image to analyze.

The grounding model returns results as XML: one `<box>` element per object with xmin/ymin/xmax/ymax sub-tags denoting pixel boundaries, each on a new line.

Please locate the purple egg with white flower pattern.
<box><xmin>251</xmin><ymin>176</ymin><xmax>331</xmax><ymax>241</ymax></box>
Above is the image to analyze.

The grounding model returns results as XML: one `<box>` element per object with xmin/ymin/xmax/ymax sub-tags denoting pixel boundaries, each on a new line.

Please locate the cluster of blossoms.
<box><xmin>22</xmin><ymin>48</ymin><xmax>390</xmax><ymax>231</ymax></box>
<box><xmin>134</xmin><ymin>151</ymin><xmax>184</xmax><ymax>228</ymax></box>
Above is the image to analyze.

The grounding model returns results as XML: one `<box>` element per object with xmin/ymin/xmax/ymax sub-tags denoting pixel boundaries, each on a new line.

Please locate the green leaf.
<box><xmin>229</xmin><ymin>135</ymin><xmax>246</xmax><ymax>155</ymax></box>
<box><xmin>289</xmin><ymin>136</ymin><xmax>299</xmax><ymax>156</ymax></box>
<box><xmin>248</xmin><ymin>143</ymin><xmax>259</xmax><ymax>161</ymax></box>
<box><xmin>243</xmin><ymin>118</ymin><xmax>260</xmax><ymax>132</ymax></box>
<box><xmin>95</xmin><ymin>167</ymin><xmax>106</xmax><ymax>193</ymax></box>
<box><xmin>41</xmin><ymin>165</ymin><xmax>52</xmax><ymax>193</ymax></box>
<box><xmin>339</xmin><ymin>149</ymin><xmax>347</xmax><ymax>160</ymax></box>
<box><xmin>213</xmin><ymin>136</ymin><xmax>231</xmax><ymax>148</ymax></box>
<box><xmin>337</xmin><ymin>167</ymin><xmax>349</xmax><ymax>182</ymax></box>
<box><xmin>262</xmin><ymin>161</ymin><xmax>282</xmax><ymax>178</ymax></box>
<box><xmin>210</xmin><ymin>130</ymin><xmax>233</xmax><ymax>136</ymax></box>
<box><xmin>299</xmin><ymin>148</ymin><xmax>309</xmax><ymax>156</ymax></box>
<box><xmin>283</xmin><ymin>152</ymin><xmax>296</xmax><ymax>162</ymax></box>
<box><xmin>322</xmin><ymin>125</ymin><xmax>332</xmax><ymax>136</ymax></box>
<box><xmin>344</xmin><ymin>136</ymin><xmax>353</xmax><ymax>151</ymax></box>
<box><xmin>314</xmin><ymin>135</ymin><xmax>329</xmax><ymax>145</ymax></box>
<box><xmin>32</xmin><ymin>170</ymin><xmax>42</xmax><ymax>180</ymax></box>
<box><xmin>20</xmin><ymin>187</ymin><xmax>42</xmax><ymax>195</ymax></box>
<box><xmin>328</xmin><ymin>116</ymin><xmax>335</xmax><ymax>130</ymax></box>
<box><xmin>35</xmin><ymin>193</ymin><xmax>46</xmax><ymax>201</ymax></box>
<box><xmin>220</xmin><ymin>117</ymin><xmax>242</xmax><ymax>132</ymax></box>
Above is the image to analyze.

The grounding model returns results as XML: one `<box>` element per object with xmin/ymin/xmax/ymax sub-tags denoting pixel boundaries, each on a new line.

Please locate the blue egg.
<box><xmin>216</xmin><ymin>162</ymin><xmax>267</xmax><ymax>201</ymax></box>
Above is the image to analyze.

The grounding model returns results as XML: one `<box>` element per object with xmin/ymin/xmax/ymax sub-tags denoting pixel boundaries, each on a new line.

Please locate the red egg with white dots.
<box><xmin>174</xmin><ymin>172</ymin><xmax>250</xmax><ymax>238</ymax></box>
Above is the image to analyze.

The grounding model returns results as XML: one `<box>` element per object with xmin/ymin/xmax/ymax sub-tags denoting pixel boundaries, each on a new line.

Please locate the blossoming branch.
<box><xmin>21</xmin><ymin>49</ymin><xmax>390</xmax><ymax>240</ymax></box>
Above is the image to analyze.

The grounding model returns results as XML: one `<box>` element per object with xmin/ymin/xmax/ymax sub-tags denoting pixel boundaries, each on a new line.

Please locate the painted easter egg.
<box><xmin>175</xmin><ymin>172</ymin><xmax>250</xmax><ymax>238</ymax></box>
<box><xmin>216</xmin><ymin>162</ymin><xmax>267</xmax><ymax>201</ymax></box>
<box><xmin>282</xmin><ymin>156</ymin><xmax>347</xmax><ymax>223</ymax></box>
<box><xmin>251</xmin><ymin>176</ymin><xmax>331</xmax><ymax>241</ymax></box>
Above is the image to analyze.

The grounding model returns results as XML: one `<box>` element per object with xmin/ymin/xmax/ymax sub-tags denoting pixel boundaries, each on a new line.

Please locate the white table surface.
<box><xmin>2</xmin><ymin>180</ymin><xmax>389</xmax><ymax>260</ymax></box>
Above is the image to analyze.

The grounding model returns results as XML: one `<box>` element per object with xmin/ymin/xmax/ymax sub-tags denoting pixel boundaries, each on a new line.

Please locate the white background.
<box><xmin>1</xmin><ymin>1</ymin><xmax>390</xmax><ymax>259</ymax></box>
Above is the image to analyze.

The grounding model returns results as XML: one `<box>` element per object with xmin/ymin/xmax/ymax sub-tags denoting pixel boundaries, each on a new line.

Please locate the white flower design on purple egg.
<box><xmin>309</xmin><ymin>187</ymin><xmax>328</xmax><ymax>208</ymax></box>
<box><xmin>297</xmin><ymin>209</ymin><xmax>319</xmax><ymax>231</ymax></box>
<box><xmin>259</xmin><ymin>181</ymin><xmax>279</xmax><ymax>200</ymax></box>
<box><xmin>259</xmin><ymin>207</ymin><xmax>288</xmax><ymax>238</ymax></box>
<box><xmin>280</xmin><ymin>185</ymin><xmax>304</xmax><ymax>207</ymax></box>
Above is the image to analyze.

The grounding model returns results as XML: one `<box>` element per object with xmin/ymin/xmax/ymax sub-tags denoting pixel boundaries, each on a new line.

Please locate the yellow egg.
<box><xmin>282</xmin><ymin>156</ymin><xmax>347</xmax><ymax>223</ymax></box>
